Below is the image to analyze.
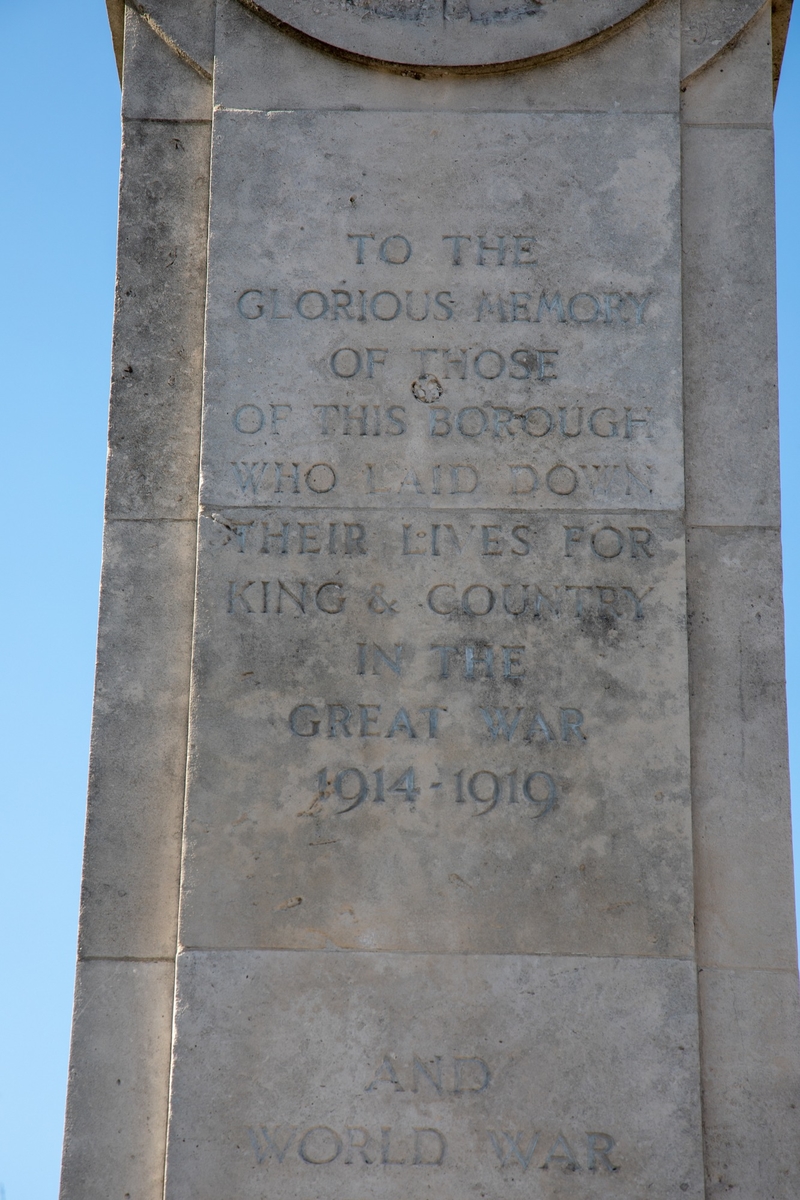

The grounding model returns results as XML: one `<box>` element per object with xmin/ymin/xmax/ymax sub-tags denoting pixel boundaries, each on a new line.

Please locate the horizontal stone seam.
<box><xmin>78</xmin><ymin>955</ymin><xmax>175</xmax><ymax>963</ymax></box>
<box><xmin>105</xmin><ymin>515</ymin><xmax>198</xmax><ymax>523</ymax></box>
<box><xmin>123</xmin><ymin>116</ymin><xmax>212</xmax><ymax>126</ymax></box>
<box><xmin>100</xmin><ymin>515</ymin><xmax>782</xmax><ymax>531</ymax></box>
<box><xmin>681</xmin><ymin>121</ymin><xmax>772</xmax><ymax>130</ymax></box>
<box><xmin>199</xmin><ymin>503</ymin><xmax>687</xmax><ymax>516</ymax></box>
<box><xmin>213</xmin><ymin>106</ymin><xmax>680</xmax><ymax>118</ymax></box>
<box><xmin>686</xmin><ymin>523</ymin><xmax>781</xmax><ymax>532</ymax></box>
<box><xmin>697</xmin><ymin>964</ymin><xmax>800</xmax><ymax>976</ymax></box>
<box><xmin>175</xmin><ymin>946</ymin><xmax>697</xmax><ymax>962</ymax></box>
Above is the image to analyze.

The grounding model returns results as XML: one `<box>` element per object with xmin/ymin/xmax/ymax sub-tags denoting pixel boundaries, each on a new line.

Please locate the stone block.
<box><xmin>122</xmin><ymin>7</ymin><xmax>212</xmax><ymax>122</ymax></box>
<box><xmin>681</xmin><ymin>1</ymin><xmax>773</xmax><ymax>125</ymax></box>
<box><xmin>686</xmin><ymin>525</ymin><xmax>797</xmax><ymax>972</ymax></box>
<box><xmin>698</xmin><ymin>966</ymin><xmax>800</xmax><ymax>1199</ymax></box>
<box><xmin>60</xmin><ymin>960</ymin><xmax>174</xmax><ymax>1200</ymax></box>
<box><xmin>681</xmin><ymin>123</ymin><xmax>779</xmax><ymax>528</ymax></box>
<box><xmin>165</xmin><ymin>949</ymin><xmax>704</xmax><ymax>1200</ymax></box>
<box><xmin>106</xmin><ymin>117</ymin><xmax>210</xmax><ymax>520</ymax></box>
<box><xmin>78</xmin><ymin>519</ymin><xmax>195</xmax><ymax>960</ymax></box>
<box><xmin>681</xmin><ymin>0</ymin><xmax>764</xmax><ymax>81</ymax></box>
<box><xmin>201</xmin><ymin>108</ymin><xmax>683</xmax><ymax>513</ymax></box>
<box><xmin>135</xmin><ymin>0</ymin><xmax>215</xmax><ymax>77</ymax></box>
<box><xmin>180</xmin><ymin>505</ymin><xmax>694</xmax><ymax>958</ymax></box>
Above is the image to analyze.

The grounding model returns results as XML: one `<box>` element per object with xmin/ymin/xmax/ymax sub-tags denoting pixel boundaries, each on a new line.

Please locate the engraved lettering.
<box><xmin>542</xmin><ymin>1132</ymin><xmax>580</xmax><ymax>1171</ymax></box>
<box><xmin>586</xmin><ymin>1132</ymin><xmax>618</xmax><ymax>1171</ymax></box>
<box><xmin>248</xmin><ymin>1126</ymin><xmax>297</xmax><ymax>1164</ymax></box>
<box><xmin>298</xmin><ymin>1127</ymin><xmax>343</xmax><ymax>1165</ymax></box>
<box><xmin>412</xmin><ymin>1128</ymin><xmax>446</xmax><ymax>1165</ymax></box>
<box><xmin>488</xmin><ymin>1130</ymin><xmax>539</xmax><ymax>1169</ymax></box>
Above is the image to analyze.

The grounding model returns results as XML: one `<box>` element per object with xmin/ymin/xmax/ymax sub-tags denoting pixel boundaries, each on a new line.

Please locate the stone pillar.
<box><xmin>60</xmin><ymin>4</ymin><xmax>212</xmax><ymax>1197</ymax></box>
<box><xmin>61</xmin><ymin>3</ymin><xmax>800</xmax><ymax>1198</ymax></box>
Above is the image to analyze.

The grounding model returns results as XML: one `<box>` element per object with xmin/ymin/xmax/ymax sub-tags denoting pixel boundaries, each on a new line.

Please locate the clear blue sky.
<box><xmin>0</xmin><ymin>3</ymin><xmax>798</xmax><ymax>1197</ymax></box>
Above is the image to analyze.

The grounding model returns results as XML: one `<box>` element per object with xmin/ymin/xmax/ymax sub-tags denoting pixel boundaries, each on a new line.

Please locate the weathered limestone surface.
<box><xmin>214</xmin><ymin>0</ymin><xmax>679</xmax><ymax>116</ymax></box>
<box><xmin>60</xmin><ymin>6</ymin><xmax>213</xmax><ymax>1199</ymax></box>
<box><xmin>237</xmin><ymin>0</ymin><xmax>657</xmax><ymax>69</ymax></box>
<box><xmin>107</xmin><ymin>114</ymin><xmax>210</xmax><ymax>515</ymax></box>
<box><xmin>184</xmin><ymin>506</ymin><xmax>692</xmax><ymax>957</ymax></box>
<box><xmin>698</xmin><ymin>967</ymin><xmax>800</xmax><ymax>1198</ymax></box>
<box><xmin>63</xmin><ymin>2</ymin><xmax>800</xmax><ymax>1199</ymax></box>
<box><xmin>59</xmin><ymin>960</ymin><xmax>175</xmax><ymax>1200</ymax></box>
<box><xmin>681</xmin><ymin>7</ymin><xmax>800</xmax><ymax>1193</ymax></box>
<box><xmin>165</xmin><ymin>951</ymin><xmax>704</xmax><ymax>1199</ymax></box>
<box><xmin>78</xmin><ymin>517</ymin><xmax>196</xmax><ymax>959</ymax></box>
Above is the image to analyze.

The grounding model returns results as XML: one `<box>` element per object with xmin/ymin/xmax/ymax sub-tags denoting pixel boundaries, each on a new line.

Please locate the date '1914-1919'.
<box><xmin>312</xmin><ymin>766</ymin><xmax>557</xmax><ymax>815</ymax></box>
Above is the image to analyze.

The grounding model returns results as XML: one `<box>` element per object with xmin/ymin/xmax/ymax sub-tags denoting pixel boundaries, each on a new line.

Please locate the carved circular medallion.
<box><xmin>242</xmin><ymin>0</ymin><xmax>653</xmax><ymax>70</ymax></box>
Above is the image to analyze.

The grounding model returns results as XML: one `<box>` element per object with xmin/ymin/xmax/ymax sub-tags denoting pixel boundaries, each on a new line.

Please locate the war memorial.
<box><xmin>60</xmin><ymin>1</ymin><xmax>800</xmax><ymax>1196</ymax></box>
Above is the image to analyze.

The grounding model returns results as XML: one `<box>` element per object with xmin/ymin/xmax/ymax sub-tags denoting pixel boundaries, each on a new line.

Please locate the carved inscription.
<box><xmin>199</xmin><ymin>497</ymin><xmax>674</xmax><ymax>889</ymax></box>
<box><xmin>212</xmin><ymin>512</ymin><xmax>657</xmax><ymax>560</ymax></box>
<box><xmin>246</xmin><ymin>1123</ymin><xmax>619</xmax><ymax>1172</ymax></box>
<box><xmin>364</xmin><ymin>1054</ymin><xmax>491</xmax><ymax>1092</ymax></box>
<box><xmin>309</xmin><ymin>766</ymin><xmax>558</xmax><ymax>815</ymax></box>
<box><xmin>239</xmin><ymin>230</ymin><xmax>651</xmax><ymax>329</ymax></box>
<box><xmin>226</xmin><ymin>577</ymin><xmax>651</xmax><ymax>619</ymax></box>
<box><xmin>227</xmin><ymin>460</ymin><xmax>658</xmax><ymax>506</ymax></box>
<box><xmin>245</xmin><ymin>1054</ymin><xmax>620</xmax><ymax>1174</ymax></box>
<box><xmin>168</xmin><ymin>104</ymin><xmax>700</xmax><ymax>1200</ymax></box>
<box><xmin>231</xmin><ymin>403</ymin><xmax>653</xmax><ymax>439</ymax></box>
<box><xmin>216</xmin><ymin>226</ymin><xmax>667</xmax><ymax>511</ymax></box>
<box><xmin>207</xmin><ymin>499</ymin><xmax>666</xmax><ymax>841</ymax></box>
<box><xmin>248</xmin><ymin>1123</ymin><xmax>448</xmax><ymax>1167</ymax></box>
<box><xmin>184</xmin><ymin>101</ymin><xmax>691</xmax><ymax>958</ymax></box>
<box><xmin>329</xmin><ymin>4</ymin><xmax>544</xmax><ymax>30</ymax></box>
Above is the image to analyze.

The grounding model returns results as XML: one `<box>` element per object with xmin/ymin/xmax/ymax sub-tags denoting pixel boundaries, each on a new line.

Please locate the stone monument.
<box><xmin>61</xmin><ymin>1</ymin><xmax>800</xmax><ymax>1196</ymax></box>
